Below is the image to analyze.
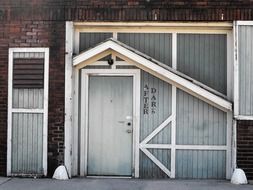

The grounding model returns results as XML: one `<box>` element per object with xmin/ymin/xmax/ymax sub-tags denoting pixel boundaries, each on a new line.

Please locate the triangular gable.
<box><xmin>73</xmin><ymin>38</ymin><xmax>232</xmax><ymax>112</ymax></box>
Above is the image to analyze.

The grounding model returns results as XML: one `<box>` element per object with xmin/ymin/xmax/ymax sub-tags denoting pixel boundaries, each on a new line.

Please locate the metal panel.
<box><xmin>13</xmin><ymin>89</ymin><xmax>44</xmax><ymax>109</ymax></box>
<box><xmin>176</xmin><ymin>150</ymin><xmax>226</xmax><ymax>179</ymax></box>
<box><xmin>79</xmin><ymin>32</ymin><xmax>113</xmax><ymax>52</ymax></box>
<box><xmin>11</xmin><ymin>113</ymin><xmax>43</xmax><ymax>174</ymax></box>
<box><xmin>118</xmin><ymin>33</ymin><xmax>172</xmax><ymax>66</ymax></box>
<box><xmin>87</xmin><ymin>76</ymin><xmax>133</xmax><ymax>176</ymax></box>
<box><xmin>176</xmin><ymin>89</ymin><xmax>227</xmax><ymax>145</ymax></box>
<box><xmin>140</xmin><ymin>149</ymin><xmax>171</xmax><ymax>178</ymax></box>
<box><xmin>139</xmin><ymin>71</ymin><xmax>172</xmax><ymax>178</ymax></box>
<box><xmin>177</xmin><ymin>34</ymin><xmax>227</xmax><ymax>94</ymax></box>
<box><xmin>238</xmin><ymin>26</ymin><xmax>253</xmax><ymax>115</ymax></box>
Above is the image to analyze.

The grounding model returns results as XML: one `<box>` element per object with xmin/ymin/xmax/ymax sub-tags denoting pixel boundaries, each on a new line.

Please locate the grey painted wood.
<box><xmin>13</xmin><ymin>89</ymin><xmax>44</xmax><ymax>109</ymax></box>
<box><xmin>177</xmin><ymin>34</ymin><xmax>227</xmax><ymax>94</ymax></box>
<box><xmin>176</xmin><ymin>89</ymin><xmax>227</xmax><ymax>145</ymax></box>
<box><xmin>118</xmin><ymin>33</ymin><xmax>172</xmax><ymax>66</ymax></box>
<box><xmin>176</xmin><ymin>150</ymin><xmax>226</xmax><ymax>179</ymax></box>
<box><xmin>140</xmin><ymin>149</ymin><xmax>171</xmax><ymax>178</ymax></box>
<box><xmin>79</xmin><ymin>32</ymin><xmax>113</xmax><ymax>52</ymax></box>
<box><xmin>88</xmin><ymin>76</ymin><xmax>133</xmax><ymax>176</ymax></box>
<box><xmin>139</xmin><ymin>71</ymin><xmax>172</xmax><ymax>178</ymax></box>
<box><xmin>11</xmin><ymin>113</ymin><xmax>43</xmax><ymax>174</ymax></box>
<box><xmin>238</xmin><ymin>26</ymin><xmax>253</xmax><ymax>115</ymax></box>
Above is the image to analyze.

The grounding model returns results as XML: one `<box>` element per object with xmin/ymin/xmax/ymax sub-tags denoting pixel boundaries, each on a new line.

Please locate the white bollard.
<box><xmin>52</xmin><ymin>165</ymin><xmax>69</xmax><ymax>180</ymax></box>
<box><xmin>231</xmin><ymin>168</ymin><xmax>248</xmax><ymax>185</ymax></box>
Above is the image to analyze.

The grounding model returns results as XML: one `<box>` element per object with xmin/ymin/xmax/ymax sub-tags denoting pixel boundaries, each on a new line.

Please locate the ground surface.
<box><xmin>0</xmin><ymin>177</ymin><xmax>252</xmax><ymax>190</ymax></box>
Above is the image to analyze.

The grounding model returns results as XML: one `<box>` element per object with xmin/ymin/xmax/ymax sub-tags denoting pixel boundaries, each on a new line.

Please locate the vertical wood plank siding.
<box><xmin>13</xmin><ymin>89</ymin><xmax>44</xmax><ymax>109</ymax></box>
<box><xmin>118</xmin><ymin>33</ymin><xmax>172</xmax><ymax>66</ymax></box>
<box><xmin>11</xmin><ymin>113</ymin><xmax>43</xmax><ymax>174</ymax></box>
<box><xmin>176</xmin><ymin>89</ymin><xmax>227</xmax><ymax>145</ymax></box>
<box><xmin>177</xmin><ymin>34</ymin><xmax>227</xmax><ymax>94</ymax></box>
<box><xmin>176</xmin><ymin>150</ymin><xmax>226</xmax><ymax>179</ymax></box>
<box><xmin>139</xmin><ymin>71</ymin><xmax>172</xmax><ymax>178</ymax></box>
<box><xmin>140</xmin><ymin>149</ymin><xmax>171</xmax><ymax>178</ymax></box>
<box><xmin>79</xmin><ymin>32</ymin><xmax>113</xmax><ymax>52</ymax></box>
<box><xmin>238</xmin><ymin>26</ymin><xmax>253</xmax><ymax>115</ymax></box>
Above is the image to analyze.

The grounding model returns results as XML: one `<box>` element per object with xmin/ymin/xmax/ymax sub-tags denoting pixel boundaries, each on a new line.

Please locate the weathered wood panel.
<box><xmin>176</xmin><ymin>150</ymin><xmax>226</xmax><ymax>179</ymax></box>
<box><xmin>177</xmin><ymin>34</ymin><xmax>227</xmax><ymax>94</ymax></box>
<box><xmin>176</xmin><ymin>89</ymin><xmax>227</xmax><ymax>145</ymax></box>
<box><xmin>238</xmin><ymin>26</ymin><xmax>253</xmax><ymax>115</ymax></box>
<box><xmin>79</xmin><ymin>32</ymin><xmax>113</xmax><ymax>52</ymax></box>
<box><xmin>11</xmin><ymin>113</ymin><xmax>43</xmax><ymax>174</ymax></box>
<box><xmin>13</xmin><ymin>89</ymin><xmax>44</xmax><ymax>109</ymax></box>
<box><xmin>118</xmin><ymin>33</ymin><xmax>172</xmax><ymax>66</ymax></box>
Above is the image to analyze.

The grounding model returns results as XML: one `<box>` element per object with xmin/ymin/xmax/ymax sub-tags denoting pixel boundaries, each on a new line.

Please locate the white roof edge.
<box><xmin>73</xmin><ymin>39</ymin><xmax>232</xmax><ymax>112</ymax></box>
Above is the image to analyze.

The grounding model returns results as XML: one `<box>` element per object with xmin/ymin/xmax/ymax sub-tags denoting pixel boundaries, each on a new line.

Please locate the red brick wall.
<box><xmin>237</xmin><ymin>120</ymin><xmax>253</xmax><ymax>180</ymax></box>
<box><xmin>0</xmin><ymin>20</ymin><xmax>65</xmax><ymax>176</ymax></box>
<box><xmin>0</xmin><ymin>1</ymin><xmax>253</xmax><ymax>21</ymax></box>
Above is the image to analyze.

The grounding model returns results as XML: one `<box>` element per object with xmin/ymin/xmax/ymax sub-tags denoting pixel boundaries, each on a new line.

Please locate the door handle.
<box><xmin>126</xmin><ymin>129</ymin><xmax>132</xmax><ymax>133</ymax></box>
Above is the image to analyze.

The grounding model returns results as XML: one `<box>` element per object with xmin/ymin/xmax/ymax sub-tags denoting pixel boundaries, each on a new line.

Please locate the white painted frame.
<box><xmin>68</xmin><ymin>22</ymin><xmax>234</xmax><ymax>179</ymax></box>
<box><xmin>234</xmin><ymin>21</ymin><xmax>253</xmax><ymax>120</ymax></box>
<box><xmin>7</xmin><ymin>48</ymin><xmax>49</xmax><ymax>176</ymax></box>
<box><xmin>80</xmin><ymin>69</ymin><xmax>141</xmax><ymax>177</ymax></box>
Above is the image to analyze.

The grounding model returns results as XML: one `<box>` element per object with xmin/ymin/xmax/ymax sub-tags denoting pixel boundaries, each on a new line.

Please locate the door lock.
<box><xmin>127</xmin><ymin>122</ymin><xmax>131</xmax><ymax>126</ymax></box>
<box><xmin>126</xmin><ymin>129</ymin><xmax>132</xmax><ymax>133</ymax></box>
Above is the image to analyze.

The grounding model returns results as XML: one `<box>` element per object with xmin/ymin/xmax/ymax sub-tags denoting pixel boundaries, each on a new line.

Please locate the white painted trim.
<box><xmin>234</xmin><ymin>115</ymin><xmax>253</xmax><ymax>120</ymax></box>
<box><xmin>172</xmin><ymin>33</ymin><xmax>177</xmax><ymax>69</ymax></box>
<box><xmin>80</xmin><ymin>69</ymin><xmax>141</xmax><ymax>177</ymax></box>
<box><xmin>7</xmin><ymin>47</ymin><xmax>49</xmax><ymax>176</ymax></box>
<box><xmin>7</xmin><ymin>49</ymin><xmax>13</xmax><ymax>176</ymax></box>
<box><xmin>226</xmin><ymin>111</ymin><xmax>233</xmax><ymax>179</ymax></box>
<box><xmin>170</xmin><ymin>86</ymin><xmax>177</xmax><ymax>178</ymax></box>
<box><xmin>234</xmin><ymin>21</ymin><xmax>239</xmax><ymax>116</ymax></box>
<box><xmin>236</xmin><ymin>21</ymin><xmax>253</xmax><ymax>26</ymax></box>
<box><xmin>74</xmin><ymin>22</ymin><xmax>232</xmax><ymax>27</ymax></box>
<box><xmin>64</xmin><ymin>21</ymin><xmax>74</xmax><ymax>177</ymax></box>
<box><xmin>12</xmin><ymin>109</ymin><xmax>44</xmax><ymax>113</ymax></box>
<box><xmin>140</xmin><ymin>144</ymin><xmax>228</xmax><ymax>150</ymax></box>
<box><xmin>73</xmin><ymin>40</ymin><xmax>232</xmax><ymax>112</ymax></box>
<box><xmin>232</xmin><ymin>119</ymin><xmax>237</xmax><ymax>171</ymax></box>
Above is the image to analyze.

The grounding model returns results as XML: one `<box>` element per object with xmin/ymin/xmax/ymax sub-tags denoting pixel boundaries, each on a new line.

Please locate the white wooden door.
<box><xmin>87</xmin><ymin>76</ymin><xmax>133</xmax><ymax>176</ymax></box>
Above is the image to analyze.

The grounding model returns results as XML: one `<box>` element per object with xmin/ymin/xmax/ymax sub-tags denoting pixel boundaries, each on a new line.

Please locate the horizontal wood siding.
<box><xmin>176</xmin><ymin>89</ymin><xmax>227</xmax><ymax>145</ymax></box>
<box><xmin>13</xmin><ymin>58</ymin><xmax>44</xmax><ymax>89</ymax></box>
<box><xmin>177</xmin><ymin>34</ymin><xmax>227</xmax><ymax>94</ymax></box>
<box><xmin>176</xmin><ymin>150</ymin><xmax>226</xmax><ymax>179</ymax></box>
<box><xmin>11</xmin><ymin>113</ymin><xmax>43</xmax><ymax>174</ymax></box>
<box><xmin>13</xmin><ymin>89</ymin><xmax>44</xmax><ymax>109</ymax></box>
<box><xmin>238</xmin><ymin>26</ymin><xmax>253</xmax><ymax>116</ymax></box>
<box><xmin>118</xmin><ymin>33</ymin><xmax>172</xmax><ymax>66</ymax></box>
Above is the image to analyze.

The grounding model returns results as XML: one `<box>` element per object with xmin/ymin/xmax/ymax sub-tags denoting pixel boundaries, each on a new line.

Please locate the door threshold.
<box><xmin>87</xmin><ymin>176</ymin><xmax>132</xmax><ymax>179</ymax></box>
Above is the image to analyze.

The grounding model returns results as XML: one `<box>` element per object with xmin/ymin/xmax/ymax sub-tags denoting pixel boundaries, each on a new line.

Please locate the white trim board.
<box><xmin>73</xmin><ymin>39</ymin><xmax>232</xmax><ymax>112</ymax></box>
<box><xmin>7</xmin><ymin>47</ymin><xmax>49</xmax><ymax>176</ymax></box>
<box><xmin>80</xmin><ymin>69</ymin><xmax>141</xmax><ymax>177</ymax></box>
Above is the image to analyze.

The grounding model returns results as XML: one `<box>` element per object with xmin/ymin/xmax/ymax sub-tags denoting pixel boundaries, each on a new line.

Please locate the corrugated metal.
<box><xmin>11</xmin><ymin>113</ymin><xmax>43</xmax><ymax>174</ymax></box>
<box><xmin>139</xmin><ymin>71</ymin><xmax>172</xmax><ymax>178</ymax></box>
<box><xmin>13</xmin><ymin>89</ymin><xmax>44</xmax><ymax>109</ymax></box>
<box><xmin>176</xmin><ymin>150</ymin><xmax>226</xmax><ymax>179</ymax></box>
<box><xmin>79</xmin><ymin>32</ymin><xmax>113</xmax><ymax>52</ymax></box>
<box><xmin>238</xmin><ymin>26</ymin><xmax>253</xmax><ymax>115</ymax></box>
<box><xmin>118</xmin><ymin>33</ymin><xmax>172</xmax><ymax>66</ymax></box>
<box><xmin>140</xmin><ymin>149</ymin><xmax>171</xmax><ymax>178</ymax></box>
<box><xmin>176</xmin><ymin>89</ymin><xmax>227</xmax><ymax>145</ymax></box>
<box><xmin>177</xmin><ymin>34</ymin><xmax>227</xmax><ymax>94</ymax></box>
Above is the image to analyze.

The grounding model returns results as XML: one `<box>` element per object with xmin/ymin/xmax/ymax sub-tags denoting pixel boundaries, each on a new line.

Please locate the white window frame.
<box><xmin>80</xmin><ymin>69</ymin><xmax>141</xmax><ymax>177</ymax></box>
<box><xmin>7</xmin><ymin>48</ymin><xmax>49</xmax><ymax>176</ymax></box>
